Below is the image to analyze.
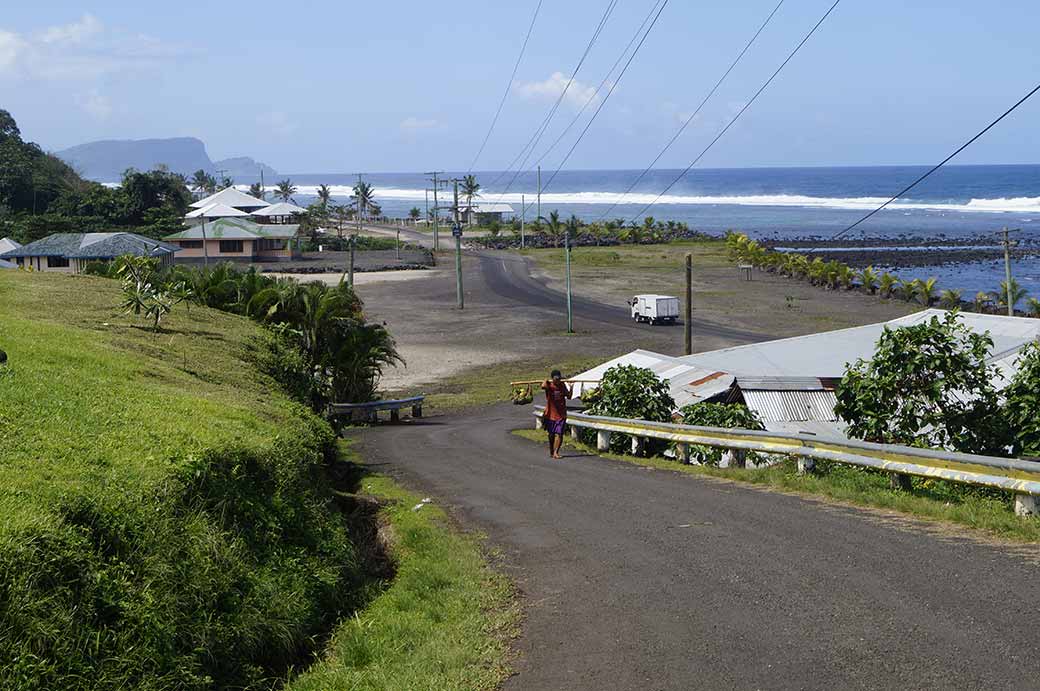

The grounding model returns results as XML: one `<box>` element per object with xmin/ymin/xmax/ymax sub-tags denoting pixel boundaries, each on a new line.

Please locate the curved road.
<box><xmin>357</xmin><ymin>404</ymin><xmax>1040</xmax><ymax>690</ymax></box>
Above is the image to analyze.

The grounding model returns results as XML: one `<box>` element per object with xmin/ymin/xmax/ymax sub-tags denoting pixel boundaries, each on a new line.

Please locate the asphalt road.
<box><xmin>357</xmin><ymin>404</ymin><xmax>1040</xmax><ymax>690</ymax></box>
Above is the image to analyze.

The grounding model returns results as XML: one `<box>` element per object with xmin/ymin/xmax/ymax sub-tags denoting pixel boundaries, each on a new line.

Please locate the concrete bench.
<box><xmin>329</xmin><ymin>395</ymin><xmax>424</xmax><ymax>423</ymax></box>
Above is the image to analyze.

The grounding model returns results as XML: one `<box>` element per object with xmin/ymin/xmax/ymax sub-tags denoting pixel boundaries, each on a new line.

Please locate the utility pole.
<box><xmin>426</xmin><ymin>171</ymin><xmax>444</xmax><ymax>252</ymax></box>
<box><xmin>521</xmin><ymin>193</ymin><xmax>526</xmax><ymax>249</ymax></box>
<box><xmin>349</xmin><ymin>173</ymin><xmax>364</xmax><ymax>287</ymax></box>
<box><xmin>453</xmin><ymin>179</ymin><xmax>464</xmax><ymax>309</ymax></box>
<box><xmin>536</xmin><ymin>165</ymin><xmax>541</xmax><ymax>224</ymax></box>
<box><xmin>565</xmin><ymin>222</ymin><xmax>573</xmax><ymax>333</ymax></box>
<box><xmin>684</xmin><ymin>253</ymin><xmax>692</xmax><ymax>355</ymax></box>
<box><xmin>998</xmin><ymin>226</ymin><xmax>1021</xmax><ymax>316</ymax></box>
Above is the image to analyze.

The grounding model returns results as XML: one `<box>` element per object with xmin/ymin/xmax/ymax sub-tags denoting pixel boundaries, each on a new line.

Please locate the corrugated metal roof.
<box><xmin>734</xmin><ymin>376</ymin><xmax>836</xmax><ymax>391</ymax></box>
<box><xmin>185</xmin><ymin>203</ymin><xmax>250</xmax><ymax>218</ymax></box>
<box><xmin>190</xmin><ymin>187</ymin><xmax>269</xmax><ymax>209</ymax></box>
<box><xmin>741</xmin><ymin>390</ymin><xmax>837</xmax><ymax>422</ymax></box>
<box><xmin>570</xmin><ymin>350</ymin><xmax>734</xmax><ymax>409</ymax></box>
<box><xmin>252</xmin><ymin>202</ymin><xmax>306</xmax><ymax>216</ymax></box>
<box><xmin>0</xmin><ymin>237</ymin><xmax>21</xmax><ymax>253</ymax></box>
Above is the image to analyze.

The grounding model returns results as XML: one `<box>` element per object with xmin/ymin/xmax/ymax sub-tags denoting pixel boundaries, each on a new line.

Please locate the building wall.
<box><xmin>19</xmin><ymin>256</ymin><xmax>74</xmax><ymax>273</ymax></box>
<box><xmin>172</xmin><ymin>239</ymin><xmax>254</xmax><ymax>259</ymax></box>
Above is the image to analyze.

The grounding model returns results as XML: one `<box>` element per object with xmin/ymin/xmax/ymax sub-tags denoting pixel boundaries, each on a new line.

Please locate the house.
<box><xmin>163</xmin><ymin>217</ymin><xmax>300</xmax><ymax>263</ymax></box>
<box><xmin>0</xmin><ymin>238</ymin><xmax>21</xmax><ymax>269</ymax></box>
<box><xmin>189</xmin><ymin>187</ymin><xmax>270</xmax><ymax>214</ymax></box>
<box><xmin>0</xmin><ymin>233</ymin><xmax>179</xmax><ymax>273</ymax></box>
<box><xmin>461</xmin><ymin>202</ymin><xmax>514</xmax><ymax>225</ymax></box>
<box><xmin>251</xmin><ymin>201</ymin><xmax>306</xmax><ymax>224</ymax></box>
<box><xmin>573</xmin><ymin>309</ymin><xmax>1040</xmax><ymax>441</ymax></box>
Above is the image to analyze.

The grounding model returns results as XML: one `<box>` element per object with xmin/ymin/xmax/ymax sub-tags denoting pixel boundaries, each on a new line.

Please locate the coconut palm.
<box><xmin>1026</xmin><ymin>297</ymin><xmax>1040</xmax><ymax>318</ymax></box>
<box><xmin>973</xmin><ymin>291</ymin><xmax>992</xmax><ymax>313</ymax></box>
<box><xmin>316</xmin><ymin>184</ymin><xmax>333</xmax><ymax>210</ymax></box>
<box><xmin>248</xmin><ymin>182</ymin><xmax>265</xmax><ymax>200</ymax></box>
<box><xmin>996</xmin><ymin>278</ymin><xmax>1028</xmax><ymax>312</ymax></box>
<box><xmin>836</xmin><ymin>264</ymin><xmax>856</xmax><ymax>290</ymax></box>
<box><xmin>352</xmin><ymin>180</ymin><xmax>376</xmax><ymax>220</ymax></box>
<box><xmin>538</xmin><ymin>210</ymin><xmax>564</xmax><ymax>247</ymax></box>
<box><xmin>190</xmin><ymin>169</ymin><xmax>217</xmax><ymax>197</ymax></box>
<box><xmin>408</xmin><ymin>207</ymin><xmax>421</xmax><ymax>221</ymax></box>
<box><xmin>939</xmin><ymin>289</ymin><xmax>962</xmax><ymax>309</ymax></box>
<box><xmin>878</xmin><ymin>272</ymin><xmax>899</xmax><ymax>299</ymax></box>
<box><xmin>274</xmin><ymin>179</ymin><xmax>298</xmax><ymax>203</ymax></box>
<box><xmin>916</xmin><ymin>277</ymin><xmax>939</xmax><ymax>306</ymax></box>
<box><xmin>858</xmin><ymin>266</ymin><xmax>879</xmax><ymax>294</ymax></box>
<box><xmin>220</xmin><ymin>176</ymin><xmax>234</xmax><ymax>189</ymax></box>
<box><xmin>461</xmin><ymin>174</ymin><xmax>481</xmax><ymax>222</ymax></box>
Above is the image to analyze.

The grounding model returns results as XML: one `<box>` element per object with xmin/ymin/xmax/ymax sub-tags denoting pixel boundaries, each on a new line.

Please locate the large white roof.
<box><xmin>468</xmin><ymin>202</ymin><xmax>514</xmax><ymax>213</ymax></box>
<box><xmin>571</xmin><ymin>349</ymin><xmax>734</xmax><ymax>409</ymax></box>
<box><xmin>0</xmin><ymin>237</ymin><xmax>21</xmax><ymax>253</ymax></box>
<box><xmin>190</xmin><ymin>187</ymin><xmax>269</xmax><ymax>209</ymax></box>
<box><xmin>185</xmin><ymin>203</ymin><xmax>251</xmax><ymax>219</ymax></box>
<box><xmin>252</xmin><ymin>201</ymin><xmax>306</xmax><ymax>216</ymax></box>
<box><xmin>679</xmin><ymin>309</ymin><xmax>1040</xmax><ymax>379</ymax></box>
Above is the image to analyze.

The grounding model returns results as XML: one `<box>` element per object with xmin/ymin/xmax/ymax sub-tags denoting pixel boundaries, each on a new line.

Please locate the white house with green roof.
<box><xmin>163</xmin><ymin>217</ymin><xmax>300</xmax><ymax>263</ymax></box>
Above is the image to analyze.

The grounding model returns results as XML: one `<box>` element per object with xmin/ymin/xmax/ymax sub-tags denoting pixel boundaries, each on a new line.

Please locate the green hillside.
<box><xmin>0</xmin><ymin>270</ymin><xmax>361</xmax><ymax>689</ymax></box>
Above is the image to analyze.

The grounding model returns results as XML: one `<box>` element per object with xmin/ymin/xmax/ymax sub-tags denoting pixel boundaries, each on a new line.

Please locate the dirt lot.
<box><xmin>352</xmin><ymin>241</ymin><xmax>917</xmax><ymax>404</ymax></box>
<box><xmin>523</xmin><ymin>240</ymin><xmax>916</xmax><ymax>337</ymax></box>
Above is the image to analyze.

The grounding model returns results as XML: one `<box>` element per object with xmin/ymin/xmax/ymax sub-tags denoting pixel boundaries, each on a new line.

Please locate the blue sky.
<box><xmin>2</xmin><ymin>1</ymin><xmax>1039</xmax><ymax>174</ymax></box>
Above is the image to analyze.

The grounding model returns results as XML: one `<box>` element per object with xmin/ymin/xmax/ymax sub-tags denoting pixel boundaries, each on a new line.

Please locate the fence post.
<box><xmin>797</xmin><ymin>457</ymin><xmax>815</xmax><ymax>475</ymax></box>
<box><xmin>596</xmin><ymin>430</ymin><xmax>610</xmax><ymax>452</ymax></box>
<box><xmin>677</xmin><ymin>442</ymin><xmax>691</xmax><ymax>465</ymax></box>
<box><xmin>723</xmin><ymin>449</ymin><xmax>746</xmax><ymax>468</ymax></box>
<box><xmin>630</xmin><ymin>436</ymin><xmax>645</xmax><ymax>456</ymax></box>
<box><xmin>1014</xmin><ymin>493</ymin><xmax>1038</xmax><ymax>517</ymax></box>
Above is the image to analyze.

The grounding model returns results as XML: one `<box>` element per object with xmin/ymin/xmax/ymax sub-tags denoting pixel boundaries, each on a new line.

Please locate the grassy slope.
<box><xmin>0</xmin><ymin>271</ymin><xmax>356</xmax><ymax>689</ymax></box>
<box><xmin>289</xmin><ymin>442</ymin><xmax>518</xmax><ymax>691</ymax></box>
<box><xmin>515</xmin><ymin>430</ymin><xmax>1040</xmax><ymax>542</ymax></box>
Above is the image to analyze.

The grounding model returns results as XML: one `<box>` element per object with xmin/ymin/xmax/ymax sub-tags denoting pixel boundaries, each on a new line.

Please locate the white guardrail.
<box><xmin>533</xmin><ymin>407</ymin><xmax>1040</xmax><ymax>516</ymax></box>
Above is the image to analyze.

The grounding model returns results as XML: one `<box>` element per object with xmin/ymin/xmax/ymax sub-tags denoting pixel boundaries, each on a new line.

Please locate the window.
<box><xmin>258</xmin><ymin>239</ymin><xmax>287</xmax><ymax>251</ymax></box>
<box><xmin>46</xmin><ymin>256</ymin><xmax>70</xmax><ymax>268</ymax></box>
<box><xmin>180</xmin><ymin>240</ymin><xmax>203</xmax><ymax>249</ymax></box>
<box><xmin>219</xmin><ymin>240</ymin><xmax>244</xmax><ymax>253</ymax></box>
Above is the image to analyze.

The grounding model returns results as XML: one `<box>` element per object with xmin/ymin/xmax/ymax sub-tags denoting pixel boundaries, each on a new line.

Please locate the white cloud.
<box><xmin>39</xmin><ymin>14</ymin><xmax>103</xmax><ymax>45</ymax></box>
<box><xmin>514</xmin><ymin>72</ymin><xmax>600</xmax><ymax>110</ymax></box>
<box><xmin>258</xmin><ymin>111</ymin><xmax>298</xmax><ymax>136</ymax></box>
<box><xmin>400</xmin><ymin>116</ymin><xmax>437</xmax><ymax>132</ymax></box>
<box><xmin>77</xmin><ymin>89</ymin><xmax>112</xmax><ymax>120</ymax></box>
<box><xmin>0</xmin><ymin>30</ymin><xmax>26</xmax><ymax>73</ymax></box>
<box><xmin>0</xmin><ymin>14</ymin><xmax>185</xmax><ymax>82</ymax></box>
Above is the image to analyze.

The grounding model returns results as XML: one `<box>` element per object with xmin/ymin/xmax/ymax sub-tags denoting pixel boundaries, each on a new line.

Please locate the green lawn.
<box><xmin>514</xmin><ymin>430</ymin><xmax>1040</xmax><ymax>542</ymax></box>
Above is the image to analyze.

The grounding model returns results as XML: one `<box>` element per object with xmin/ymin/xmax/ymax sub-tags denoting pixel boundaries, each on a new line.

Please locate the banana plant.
<box><xmin>858</xmin><ymin>266</ymin><xmax>878</xmax><ymax>294</ymax></box>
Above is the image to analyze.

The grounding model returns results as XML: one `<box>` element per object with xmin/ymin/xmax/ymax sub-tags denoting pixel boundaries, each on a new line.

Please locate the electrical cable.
<box><xmin>467</xmin><ymin>0</ymin><xmax>544</xmax><ymax>174</ymax></box>
<box><xmin>596</xmin><ymin>0</ymin><xmax>784</xmax><ymax>220</ymax></box>
<box><xmin>625</xmin><ymin>0</ymin><xmax>842</xmax><ymax>225</ymax></box>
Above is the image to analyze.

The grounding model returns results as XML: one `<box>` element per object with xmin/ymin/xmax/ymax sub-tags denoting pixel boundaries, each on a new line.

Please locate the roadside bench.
<box><xmin>329</xmin><ymin>395</ymin><xmax>425</xmax><ymax>424</ymax></box>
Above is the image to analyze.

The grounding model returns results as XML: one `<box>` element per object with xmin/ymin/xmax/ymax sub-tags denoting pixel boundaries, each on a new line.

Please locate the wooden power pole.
<box><xmin>998</xmin><ymin>226</ymin><xmax>1021</xmax><ymax>316</ymax></box>
<box><xmin>685</xmin><ymin>253</ymin><xmax>692</xmax><ymax>355</ymax></box>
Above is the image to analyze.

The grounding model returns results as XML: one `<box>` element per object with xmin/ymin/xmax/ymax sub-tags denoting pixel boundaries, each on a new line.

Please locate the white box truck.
<box><xmin>629</xmin><ymin>294</ymin><xmax>680</xmax><ymax>325</ymax></box>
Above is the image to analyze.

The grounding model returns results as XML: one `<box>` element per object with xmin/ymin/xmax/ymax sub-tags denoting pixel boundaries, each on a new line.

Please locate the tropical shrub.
<box><xmin>678</xmin><ymin>402</ymin><xmax>766</xmax><ymax>466</ymax></box>
<box><xmin>1004</xmin><ymin>342</ymin><xmax>1040</xmax><ymax>456</ymax></box>
<box><xmin>834</xmin><ymin>311</ymin><xmax>1010</xmax><ymax>455</ymax></box>
<box><xmin>584</xmin><ymin>365</ymin><xmax>675</xmax><ymax>453</ymax></box>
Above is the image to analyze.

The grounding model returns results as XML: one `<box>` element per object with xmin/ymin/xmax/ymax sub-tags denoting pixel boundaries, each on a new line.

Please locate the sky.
<box><xmin>2</xmin><ymin>1</ymin><xmax>1040</xmax><ymax>175</ymax></box>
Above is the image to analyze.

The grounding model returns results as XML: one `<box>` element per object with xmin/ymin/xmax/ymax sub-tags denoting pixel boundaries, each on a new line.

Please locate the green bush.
<box><xmin>583</xmin><ymin>365</ymin><xmax>675</xmax><ymax>453</ymax></box>
<box><xmin>678</xmin><ymin>402</ymin><xmax>765</xmax><ymax>466</ymax></box>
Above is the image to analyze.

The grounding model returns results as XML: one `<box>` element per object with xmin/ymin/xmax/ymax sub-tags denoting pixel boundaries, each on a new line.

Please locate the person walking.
<box><xmin>541</xmin><ymin>370</ymin><xmax>572</xmax><ymax>459</ymax></box>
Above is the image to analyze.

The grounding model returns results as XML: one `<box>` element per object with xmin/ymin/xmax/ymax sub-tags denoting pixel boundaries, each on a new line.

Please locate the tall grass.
<box><xmin>0</xmin><ymin>271</ymin><xmax>364</xmax><ymax>689</ymax></box>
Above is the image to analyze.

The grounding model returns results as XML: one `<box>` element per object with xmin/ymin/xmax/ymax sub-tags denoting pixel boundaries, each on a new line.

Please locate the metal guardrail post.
<box><xmin>797</xmin><ymin>457</ymin><xmax>815</xmax><ymax>475</ymax></box>
<box><xmin>596</xmin><ymin>430</ymin><xmax>610</xmax><ymax>452</ymax></box>
<box><xmin>631</xmin><ymin>436</ymin><xmax>645</xmax><ymax>457</ymax></box>
<box><xmin>677</xmin><ymin>442</ymin><xmax>691</xmax><ymax>465</ymax></box>
<box><xmin>1015</xmin><ymin>494</ymin><xmax>1038</xmax><ymax>516</ymax></box>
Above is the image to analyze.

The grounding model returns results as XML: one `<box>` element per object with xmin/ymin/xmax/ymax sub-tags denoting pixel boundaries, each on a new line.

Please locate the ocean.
<box><xmin>243</xmin><ymin>165</ymin><xmax>1040</xmax><ymax>299</ymax></box>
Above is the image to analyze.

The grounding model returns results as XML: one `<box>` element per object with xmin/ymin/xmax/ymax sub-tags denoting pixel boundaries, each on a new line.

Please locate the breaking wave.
<box><xmin>257</xmin><ymin>185</ymin><xmax>1040</xmax><ymax>215</ymax></box>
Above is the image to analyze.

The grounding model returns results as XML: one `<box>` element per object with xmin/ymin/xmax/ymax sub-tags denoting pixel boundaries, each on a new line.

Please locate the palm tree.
<box><xmin>461</xmin><ymin>175</ymin><xmax>481</xmax><ymax>223</ymax></box>
<box><xmin>939</xmin><ymin>289</ymin><xmax>962</xmax><ymax>309</ymax></box>
<box><xmin>316</xmin><ymin>184</ymin><xmax>333</xmax><ymax>210</ymax></box>
<box><xmin>973</xmin><ymin>291</ymin><xmax>992</xmax><ymax>313</ymax></box>
<box><xmin>836</xmin><ymin>264</ymin><xmax>856</xmax><ymax>290</ymax></box>
<box><xmin>858</xmin><ymin>266</ymin><xmax>879</xmax><ymax>294</ymax></box>
<box><xmin>565</xmin><ymin>214</ymin><xmax>581</xmax><ymax>246</ymax></box>
<box><xmin>190</xmin><ymin>169</ymin><xmax>217</xmax><ymax>198</ymax></box>
<box><xmin>878</xmin><ymin>272</ymin><xmax>899</xmax><ymax>299</ymax></box>
<box><xmin>220</xmin><ymin>176</ymin><xmax>234</xmax><ymax>189</ymax></box>
<box><xmin>409</xmin><ymin>207</ymin><xmax>421</xmax><ymax>221</ymax></box>
<box><xmin>274</xmin><ymin>179</ymin><xmax>298</xmax><ymax>203</ymax></box>
<box><xmin>916</xmin><ymin>277</ymin><xmax>938</xmax><ymax>306</ymax></box>
<box><xmin>333</xmin><ymin>205</ymin><xmax>352</xmax><ymax>239</ymax></box>
<box><xmin>996</xmin><ymin>278</ymin><xmax>1028</xmax><ymax>313</ymax></box>
<box><xmin>1026</xmin><ymin>297</ymin><xmax>1040</xmax><ymax>318</ymax></box>
<box><xmin>352</xmin><ymin>180</ymin><xmax>376</xmax><ymax>220</ymax></box>
<box><xmin>538</xmin><ymin>210</ymin><xmax>564</xmax><ymax>247</ymax></box>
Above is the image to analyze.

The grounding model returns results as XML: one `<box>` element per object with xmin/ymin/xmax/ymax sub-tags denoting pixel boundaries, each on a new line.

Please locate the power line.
<box><xmin>596</xmin><ymin>0</ymin><xmax>784</xmax><ymax>220</ymax></box>
<box><xmin>487</xmin><ymin>0</ymin><xmax>619</xmax><ymax>192</ymax></box>
<box><xmin>529</xmin><ymin>0</ymin><xmax>667</xmax><ymax>173</ymax></box>
<box><xmin>467</xmin><ymin>0</ymin><xmax>544</xmax><ymax>174</ymax></box>
<box><xmin>829</xmin><ymin>81</ymin><xmax>1040</xmax><ymax>240</ymax></box>
<box><xmin>528</xmin><ymin>0</ymin><xmax>671</xmax><ymax>211</ymax></box>
<box><xmin>626</xmin><ymin>0</ymin><xmax>842</xmax><ymax>225</ymax></box>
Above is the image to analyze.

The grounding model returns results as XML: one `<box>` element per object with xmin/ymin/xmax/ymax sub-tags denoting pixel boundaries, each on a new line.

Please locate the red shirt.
<box><xmin>542</xmin><ymin>381</ymin><xmax>571</xmax><ymax>421</ymax></box>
